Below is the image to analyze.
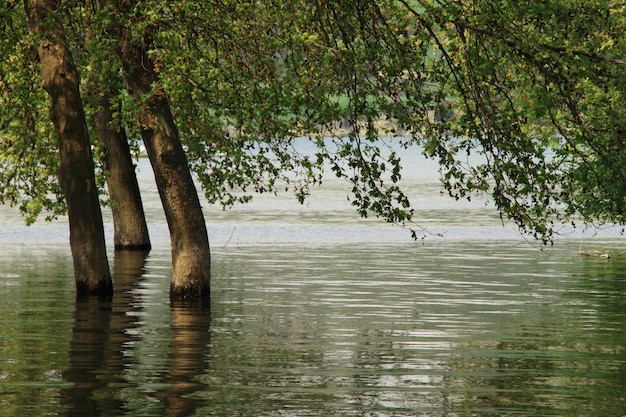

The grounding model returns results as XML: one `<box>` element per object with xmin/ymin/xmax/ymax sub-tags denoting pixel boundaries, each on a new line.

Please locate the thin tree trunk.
<box><xmin>115</xmin><ymin>10</ymin><xmax>211</xmax><ymax>299</ymax></box>
<box><xmin>24</xmin><ymin>0</ymin><xmax>112</xmax><ymax>296</ymax></box>
<box><xmin>95</xmin><ymin>92</ymin><xmax>152</xmax><ymax>251</ymax></box>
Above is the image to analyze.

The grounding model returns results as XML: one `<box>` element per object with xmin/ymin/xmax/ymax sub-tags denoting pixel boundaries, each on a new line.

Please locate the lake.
<box><xmin>1</xmin><ymin>149</ymin><xmax>626</xmax><ymax>416</ymax></box>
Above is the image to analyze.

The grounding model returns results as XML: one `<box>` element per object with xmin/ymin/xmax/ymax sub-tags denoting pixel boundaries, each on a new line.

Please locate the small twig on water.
<box><xmin>222</xmin><ymin>227</ymin><xmax>236</xmax><ymax>249</ymax></box>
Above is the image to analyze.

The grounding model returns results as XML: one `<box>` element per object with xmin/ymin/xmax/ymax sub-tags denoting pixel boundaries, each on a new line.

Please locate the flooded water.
<box><xmin>1</xmin><ymin>148</ymin><xmax>626</xmax><ymax>416</ymax></box>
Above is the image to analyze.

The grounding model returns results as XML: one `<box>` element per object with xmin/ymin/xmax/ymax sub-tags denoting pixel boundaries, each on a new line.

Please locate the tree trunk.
<box><xmin>88</xmin><ymin>0</ymin><xmax>150</xmax><ymax>251</ymax></box>
<box><xmin>116</xmin><ymin>18</ymin><xmax>211</xmax><ymax>300</ymax></box>
<box><xmin>94</xmin><ymin>92</ymin><xmax>152</xmax><ymax>251</ymax></box>
<box><xmin>24</xmin><ymin>0</ymin><xmax>112</xmax><ymax>296</ymax></box>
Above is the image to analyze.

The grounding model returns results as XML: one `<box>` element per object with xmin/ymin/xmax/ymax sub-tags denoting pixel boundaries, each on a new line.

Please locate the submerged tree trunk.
<box><xmin>115</xmin><ymin>11</ymin><xmax>211</xmax><ymax>299</ymax></box>
<box><xmin>94</xmin><ymin>92</ymin><xmax>151</xmax><ymax>251</ymax></box>
<box><xmin>24</xmin><ymin>0</ymin><xmax>112</xmax><ymax>296</ymax></box>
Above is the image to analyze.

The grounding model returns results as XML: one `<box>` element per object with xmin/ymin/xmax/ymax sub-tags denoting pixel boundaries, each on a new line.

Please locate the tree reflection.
<box><xmin>60</xmin><ymin>250</ymin><xmax>212</xmax><ymax>416</ymax></box>
<box><xmin>159</xmin><ymin>299</ymin><xmax>211</xmax><ymax>417</ymax></box>
<box><xmin>61</xmin><ymin>250</ymin><xmax>148</xmax><ymax>416</ymax></box>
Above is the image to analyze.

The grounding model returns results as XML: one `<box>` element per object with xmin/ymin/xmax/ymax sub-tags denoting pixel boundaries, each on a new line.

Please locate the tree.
<box><xmin>2</xmin><ymin>0</ymin><xmax>212</xmax><ymax>299</ymax></box>
<box><xmin>5</xmin><ymin>0</ymin><xmax>626</xmax><ymax>302</ymax></box>
<box><xmin>401</xmin><ymin>0</ymin><xmax>626</xmax><ymax>243</ymax></box>
<box><xmin>113</xmin><ymin>0</ymin><xmax>211</xmax><ymax>299</ymax></box>
<box><xmin>168</xmin><ymin>0</ymin><xmax>626</xmax><ymax>244</ymax></box>
<box><xmin>1</xmin><ymin>1</ymin><xmax>151</xmax><ymax>251</ymax></box>
<box><xmin>0</xmin><ymin>2</ymin><xmax>64</xmax><ymax>225</ymax></box>
<box><xmin>23</xmin><ymin>0</ymin><xmax>112</xmax><ymax>295</ymax></box>
<box><xmin>85</xmin><ymin>1</ymin><xmax>151</xmax><ymax>251</ymax></box>
<box><xmin>92</xmin><ymin>83</ymin><xmax>152</xmax><ymax>251</ymax></box>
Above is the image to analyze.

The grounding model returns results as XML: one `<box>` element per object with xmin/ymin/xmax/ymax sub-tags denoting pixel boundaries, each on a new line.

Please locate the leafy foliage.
<box><xmin>148</xmin><ymin>0</ymin><xmax>441</xmax><ymax>235</ymax></box>
<box><xmin>3</xmin><ymin>0</ymin><xmax>626</xmax><ymax>243</ymax></box>
<box><xmin>0</xmin><ymin>3</ymin><xmax>63</xmax><ymax>224</ymax></box>
<box><xmin>417</xmin><ymin>0</ymin><xmax>626</xmax><ymax>242</ymax></box>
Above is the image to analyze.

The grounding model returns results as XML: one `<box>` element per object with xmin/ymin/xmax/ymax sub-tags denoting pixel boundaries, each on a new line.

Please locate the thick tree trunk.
<box><xmin>94</xmin><ymin>92</ymin><xmax>151</xmax><ymax>251</ymax></box>
<box><xmin>116</xmin><ymin>21</ymin><xmax>211</xmax><ymax>300</ymax></box>
<box><xmin>24</xmin><ymin>0</ymin><xmax>112</xmax><ymax>296</ymax></box>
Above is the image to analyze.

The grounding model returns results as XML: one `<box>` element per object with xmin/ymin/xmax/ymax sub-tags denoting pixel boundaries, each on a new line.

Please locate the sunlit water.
<box><xmin>1</xmin><ymin>149</ymin><xmax>626</xmax><ymax>416</ymax></box>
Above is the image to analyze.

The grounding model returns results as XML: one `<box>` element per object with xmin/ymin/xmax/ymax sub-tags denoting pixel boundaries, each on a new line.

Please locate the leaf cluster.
<box><xmin>0</xmin><ymin>4</ymin><xmax>64</xmax><ymax>224</ymax></box>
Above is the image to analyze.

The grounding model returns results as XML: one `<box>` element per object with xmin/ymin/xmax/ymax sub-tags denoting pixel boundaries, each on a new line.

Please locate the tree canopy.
<box><xmin>0</xmin><ymin>1</ymin><xmax>62</xmax><ymax>224</ymax></box>
<box><xmin>2</xmin><ymin>0</ymin><xmax>626</xmax><ymax>244</ymax></box>
<box><xmin>418</xmin><ymin>0</ymin><xmax>626</xmax><ymax>243</ymax></box>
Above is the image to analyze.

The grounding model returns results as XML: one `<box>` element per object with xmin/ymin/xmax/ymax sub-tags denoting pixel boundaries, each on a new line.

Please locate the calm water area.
<box><xmin>1</xmin><ymin>144</ymin><xmax>626</xmax><ymax>416</ymax></box>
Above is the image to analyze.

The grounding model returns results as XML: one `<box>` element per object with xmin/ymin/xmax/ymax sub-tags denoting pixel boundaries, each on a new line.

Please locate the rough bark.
<box><xmin>115</xmin><ymin>14</ymin><xmax>211</xmax><ymax>300</ymax></box>
<box><xmin>24</xmin><ymin>0</ymin><xmax>112</xmax><ymax>296</ymax></box>
<box><xmin>95</xmin><ymin>92</ymin><xmax>152</xmax><ymax>251</ymax></box>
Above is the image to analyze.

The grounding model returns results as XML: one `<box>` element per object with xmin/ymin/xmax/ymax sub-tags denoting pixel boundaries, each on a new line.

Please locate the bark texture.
<box><xmin>116</xmin><ymin>11</ymin><xmax>211</xmax><ymax>299</ymax></box>
<box><xmin>95</xmin><ymin>92</ymin><xmax>151</xmax><ymax>250</ymax></box>
<box><xmin>24</xmin><ymin>0</ymin><xmax>112</xmax><ymax>295</ymax></box>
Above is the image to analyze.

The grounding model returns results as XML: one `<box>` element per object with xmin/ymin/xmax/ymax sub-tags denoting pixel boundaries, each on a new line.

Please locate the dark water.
<box><xmin>1</xmin><ymin>154</ymin><xmax>626</xmax><ymax>416</ymax></box>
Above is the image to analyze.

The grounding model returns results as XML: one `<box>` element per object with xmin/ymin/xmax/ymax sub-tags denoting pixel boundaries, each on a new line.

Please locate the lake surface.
<box><xmin>1</xmin><ymin>150</ymin><xmax>626</xmax><ymax>416</ymax></box>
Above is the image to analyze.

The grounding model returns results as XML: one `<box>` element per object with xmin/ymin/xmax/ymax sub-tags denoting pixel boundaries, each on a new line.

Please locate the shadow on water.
<box><xmin>60</xmin><ymin>250</ymin><xmax>211</xmax><ymax>417</ymax></box>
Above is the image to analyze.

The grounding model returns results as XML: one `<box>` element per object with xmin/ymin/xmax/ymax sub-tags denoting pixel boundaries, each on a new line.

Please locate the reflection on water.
<box><xmin>61</xmin><ymin>250</ymin><xmax>148</xmax><ymax>416</ymax></box>
<box><xmin>2</xmin><ymin>241</ymin><xmax>626</xmax><ymax>416</ymax></box>
<box><xmin>199</xmin><ymin>242</ymin><xmax>626</xmax><ymax>416</ymax></box>
<box><xmin>56</xmin><ymin>250</ymin><xmax>212</xmax><ymax>417</ymax></box>
<box><xmin>1</xmin><ymin>154</ymin><xmax>626</xmax><ymax>416</ymax></box>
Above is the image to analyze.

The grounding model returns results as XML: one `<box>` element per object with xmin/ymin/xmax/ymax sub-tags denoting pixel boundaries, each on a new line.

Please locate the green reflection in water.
<box><xmin>198</xmin><ymin>242</ymin><xmax>626</xmax><ymax>416</ymax></box>
<box><xmin>58</xmin><ymin>249</ymin><xmax>212</xmax><ymax>417</ymax></box>
<box><xmin>0</xmin><ymin>248</ymin><xmax>74</xmax><ymax>417</ymax></box>
<box><xmin>1</xmin><ymin>241</ymin><xmax>626</xmax><ymax>416</ymax></box>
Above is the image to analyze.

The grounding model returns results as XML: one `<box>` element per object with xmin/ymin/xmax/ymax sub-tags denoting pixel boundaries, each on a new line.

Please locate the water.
<box><xmin>1</xmin><ymin>152</ymin><xmax>626</xmax><ymax>416</ymax></box>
